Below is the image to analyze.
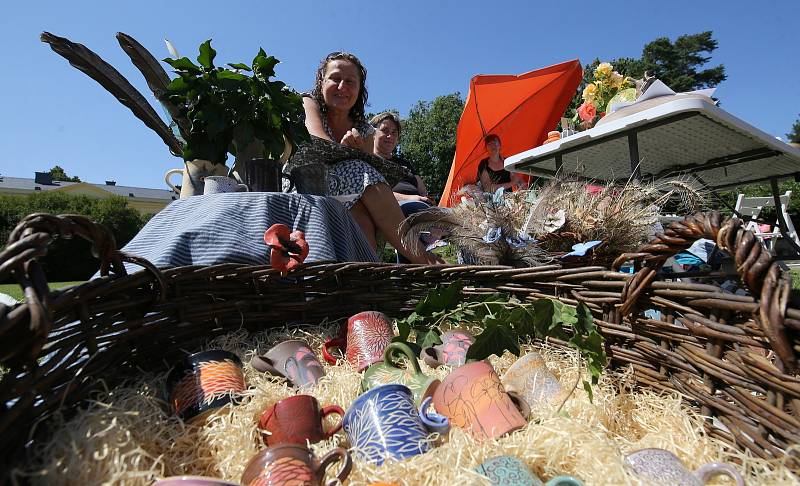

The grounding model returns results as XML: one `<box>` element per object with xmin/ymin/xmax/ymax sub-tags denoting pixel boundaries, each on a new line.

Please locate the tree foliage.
<box><xmin>48</xmin><ymin>165</ymin><xmax>81</xmax><ymax>182</ymax></box>
<box><xmin>0</xmin><ymin>192</ymin><xmax>147</xmax><ymax>281</ymax></box>
<box><xmin>399</xmin><ymin>93</ymin><xmax>465</xmax><ymax>198</ymax></box>
<box><xmin>568</xmin><ymin>31</ymin><xmax>726</xmax><ymax>115</ymax></box>
<box><xmin>788</xmin><ymin>115</ymin><xmax>800</xmax><ymax>143</ymax></box>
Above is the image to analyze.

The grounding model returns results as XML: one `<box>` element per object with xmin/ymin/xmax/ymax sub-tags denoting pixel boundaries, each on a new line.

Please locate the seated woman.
<box><xmin>370</xmin><ymin>112</ymin><xmax>433</xmax><ymax>208</ymax></box>
<box><xmin>302</xmin><ymin>52</ymin><xmax>442</xmax><ymax>264</ymax></box>
<box><xmin>477</xmin><ymin>134</ymin><xmax>527</xmax><ymax>192</ymax></box>
<box><xmin>370</xmin><ymin>112</ymin><xmax>436</xmax><ymax>263</ymax></box>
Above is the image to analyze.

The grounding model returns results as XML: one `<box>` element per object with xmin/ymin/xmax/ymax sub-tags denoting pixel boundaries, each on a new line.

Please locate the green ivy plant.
<box><xmin>161</xmin><ymin>40</ymin><xmax>309</xmax><ymax>164</ymax></box>
<box><xmin>396</xmin><ymin>281</ymin><xmax>607</xmax><ymax>399</ymax></box>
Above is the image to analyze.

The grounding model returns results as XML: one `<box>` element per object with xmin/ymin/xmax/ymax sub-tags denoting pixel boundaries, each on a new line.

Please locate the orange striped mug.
<box><xmin>166</xmin><ymin>350</ymin><xmax>245</xmax><ymax>422</ymax></box>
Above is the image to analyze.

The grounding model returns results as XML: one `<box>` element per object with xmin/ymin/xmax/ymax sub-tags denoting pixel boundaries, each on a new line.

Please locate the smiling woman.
<box><xmin>300</xmin><ymin>52</ymin><xmax>443</xmax><ymax>264</ymax></box>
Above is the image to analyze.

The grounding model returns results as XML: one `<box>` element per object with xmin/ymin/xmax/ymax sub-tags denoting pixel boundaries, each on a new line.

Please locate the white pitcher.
<box><xmin>165</xmin><ymin>159</ymin><xmax>229</xmax><ymax>199</ymax></box>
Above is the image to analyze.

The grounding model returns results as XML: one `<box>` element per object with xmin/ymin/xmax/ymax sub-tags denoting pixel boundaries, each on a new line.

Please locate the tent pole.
<box><xmin>628</xmin><ymin>130</ymin><xmax>641</xmax><ymax>180</ymax></box>
<box><xmin>770</xmin><ymin>176</ymin><xmax>800</xmax><ymax>256</ymax></box>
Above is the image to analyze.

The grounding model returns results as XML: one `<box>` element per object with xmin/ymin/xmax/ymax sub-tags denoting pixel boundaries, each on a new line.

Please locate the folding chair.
<box><xmin>734</xmin><ymin>191</ymin><xmax>799</xmax><ymax>250</ymax></box>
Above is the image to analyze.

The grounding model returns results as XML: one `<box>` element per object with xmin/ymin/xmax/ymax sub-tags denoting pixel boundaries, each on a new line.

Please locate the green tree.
<box><xmin>788</xmin><ymin>115</ymin><xmax>800</xmax><ymax>143</ymax></box>
<box><xmin>49</xmin><ymin>165</ymin><xmax>81</xmax><ymax>182</ymax></box>
<box><xmin>399</xmin><ymin>93</ymin><xmax>465</xmax><ymax>198</ymax></box>
<box><xmin>0</xmin><ymin>192</ymin><xmax>146</xmax><ymax>281</ymax></box>
<box><xmin>568</xmin><ymin>31</ymin><xmax>726</xmax><ymax>116</ymax></box>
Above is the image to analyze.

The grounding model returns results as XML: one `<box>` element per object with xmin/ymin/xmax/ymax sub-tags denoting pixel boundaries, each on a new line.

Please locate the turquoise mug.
<box><xmin>474</xmin><ymin>456</ymin><xmax>583</xmax><ymax>486</ymax></box>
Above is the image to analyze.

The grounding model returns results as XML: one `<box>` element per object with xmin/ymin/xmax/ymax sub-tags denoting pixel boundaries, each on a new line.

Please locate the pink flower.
<box><xmin>578</xmin><ymin>102</ymin><xmax>596</xmax><ymax>123</ymax></box>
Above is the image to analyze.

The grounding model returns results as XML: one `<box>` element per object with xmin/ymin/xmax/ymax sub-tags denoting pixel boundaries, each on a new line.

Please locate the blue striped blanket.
<box><xmin>117</xmin><ymin>193</ymin><xmax>378</xmax><ymax>274</ymax></box>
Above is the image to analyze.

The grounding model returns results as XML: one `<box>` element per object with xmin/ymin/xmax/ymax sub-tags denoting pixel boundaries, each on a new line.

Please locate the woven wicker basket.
<box><xmin>1</xmin><ymin>211</ymin><xmax>798</xmax><ymax>479</ymax></box>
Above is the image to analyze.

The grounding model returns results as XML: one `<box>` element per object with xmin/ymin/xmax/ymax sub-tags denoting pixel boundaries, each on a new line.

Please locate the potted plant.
<box><xmin>161</xmin><ymin>40</ymin><xmax>310</xmax><ymax>194</ymax></box>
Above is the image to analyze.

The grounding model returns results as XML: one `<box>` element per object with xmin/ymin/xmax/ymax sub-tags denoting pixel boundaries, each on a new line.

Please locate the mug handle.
<box><xmin>508</xmin><ymin>390</ymin><xmax>532</xmax><ymax>420</ymax></box>
<box><xmin>418</xmin><ymin>396</ymin><xmax>450</xmax><ymax>435</ymax></box>
<box><xmin>694</xmin><ymin>462</ymin><xmax>745</xmax><ymax>486</ymax></box>
<box><xmin>236</xmin><ymin>183</ymin><xmax>249</xmax><ymax>192</ymax></box>
<box><xmin>164</xmin><ymin>168</ymin><xmax>183</xmax><ymax>194</ymax></box>
<box><xmin>322</xmin><ymin>338</ymin><xmax>345</xmax><ymax>365</ymax></box>
<box><xmin>545</xmin><ymin>476</ymin><xmax>584</xmax><ymax>486</ymax></box>
<box><xmin>250</xmin><ymin>355</ymin><xmax>281</xmax><ymax>376</ymax></box>
<box><xmin>317</xmin><ymin>447</ymin><xmax>353</xmax><ymax>486</ymax></box>
<box><xmin>384</xmin><ymin>342</ymin><xmax>422</xmax><ymax>373</ymax></box>
<box><xmin>320</xmin><ymin>404</ymin><xmax>345</xmax><ymax>439</ymax></box>
<box><xmin>420</xmin><ymin>347</ymin><xmax>442</xmax><ymax>368</ymax></box>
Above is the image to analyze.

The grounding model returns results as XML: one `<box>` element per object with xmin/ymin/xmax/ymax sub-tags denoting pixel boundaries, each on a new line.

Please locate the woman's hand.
<box><xmin>341</xmin><ymin>128</ymin><xmax>373</xmax><ymax>153</ymax></box>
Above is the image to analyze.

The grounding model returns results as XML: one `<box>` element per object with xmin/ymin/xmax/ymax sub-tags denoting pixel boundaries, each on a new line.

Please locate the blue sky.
<box><xmin>1</xmin><ymin>0</ymin><xmax>798</xmax><ymax>189</ymax></box>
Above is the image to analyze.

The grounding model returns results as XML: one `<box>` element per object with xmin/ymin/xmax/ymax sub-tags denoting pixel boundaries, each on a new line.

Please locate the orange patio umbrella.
<box><xmin>439</xmin><ymin>59</ymin><xmax>583</xmax><ymax>207</ymax></box>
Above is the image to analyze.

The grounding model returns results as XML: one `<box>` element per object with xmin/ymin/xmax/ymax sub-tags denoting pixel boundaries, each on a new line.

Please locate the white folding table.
<box><xmin>505</xmin><ymin>97</ymin><xmax>800</xmax><ymax>252</ymax></box>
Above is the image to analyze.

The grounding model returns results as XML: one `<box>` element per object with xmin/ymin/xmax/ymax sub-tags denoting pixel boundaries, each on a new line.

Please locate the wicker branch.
<box><xmin>0</xmin><ymin>214</ymin><xmax>150</xmax><ymax>367</ymax></box>
<box><xmin>613</xmin><ymin>211</ymin><xmax>796</xmax><ymax>372</ymax></box>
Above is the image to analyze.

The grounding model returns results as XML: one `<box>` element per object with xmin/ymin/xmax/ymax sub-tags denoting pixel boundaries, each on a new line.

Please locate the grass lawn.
<box><xmin>0</xmin><ymin>281</ymin><xmax>84</xmax><ymax>302</ymax></box>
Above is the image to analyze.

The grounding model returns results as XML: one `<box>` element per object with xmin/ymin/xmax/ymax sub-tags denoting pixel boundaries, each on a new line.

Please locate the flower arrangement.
<box><xmin>573</xmin><ymin>62</ymin><xmax>632</xmax><ymax>128</ymax></box>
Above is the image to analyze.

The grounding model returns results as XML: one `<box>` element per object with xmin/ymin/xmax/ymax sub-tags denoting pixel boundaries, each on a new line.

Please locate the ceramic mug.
<box><xmin>241</xmin><ymin>443</ymin><xmax>352</xmax><ymax>486</ymax></box>
<box><xmin>474</xmin><ymin>456</ymin><xmax>584</xmax><ymax>486</ymax></box>
<box><xmin>166</xmin><ymin>350</ymin><xmax>245</xmax><ymax>422</ymax></box>
<box><xmin>502</xmin><ymin>352</ymin><xmax>568</xmax><ymax>412</ymax></box>
<box><xmin>251</xmin><ymin>340</ymin><xmax>325</xmax><ymax>388</ymax></box>
<box><xmin>625</xmin><ymin>448</ymin><xmax>745</xmax><ymax>486</ymax></box>
<box><xmin>259</xmin><ymin>395</ymin><xmax>344</xmax><ymax>447</ymax></box>
<box><xmin>203</xmin><ymin>175</ymin><xmax>249</xmax><ymax>195</ymax></box>
<box><xmin>322</xmin><ymin>311</ymin><xmax>394</xmax><ymax>372</ymax></box>
<box><xmin>362</xmin><ymin>342</ymin><xmax>440</xmax><ymax>406</ymax></box>
<box><xmin>343</xmin><ymin>384</ymin><xmax>449</xmax><ymax>465</ymax></box>
<box><xmin>420</xmin><ymin>330</ymin><xmax>475</xmax><ymax>368</ymax></box>
<box><xmin>152</xmin><ymin>476</ymin><xmax>240</xmax><ymax>486</ymax></box>
<box><xmin>165</xmin><ymin>159</ymin><xmax>229</xmax><ymax>198</ymax></box>
<box><xmin>432</xmin><ymin>361</ymin><xmax>530</xmax><ymax>440</ymax></box>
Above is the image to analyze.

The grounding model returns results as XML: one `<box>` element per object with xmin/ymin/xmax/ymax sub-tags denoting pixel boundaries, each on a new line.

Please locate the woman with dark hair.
<box><xmin>302</xmin><ymin>52</ymin><xmax>442</xmax><ymax>264</ymax></box>
<box><xmin>477</xmin><ymin>134</ymin><xmax>516</xmax><ymax>193</ymax></box>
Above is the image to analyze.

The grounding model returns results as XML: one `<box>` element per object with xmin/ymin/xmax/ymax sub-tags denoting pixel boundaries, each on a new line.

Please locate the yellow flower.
<box><xmin>582</xmin><ymin>83</ymin><xmax>597</xmax><ymax>101</ymax></box>
<box><xmin>610</xmin><ymin>72</ymin><xmax>625</xmax><ymax>88</ymax></box>
<box><xmin>595</xmin><ymin>62</ymin><xmax>613</xmax><ymax>77</ymax></box>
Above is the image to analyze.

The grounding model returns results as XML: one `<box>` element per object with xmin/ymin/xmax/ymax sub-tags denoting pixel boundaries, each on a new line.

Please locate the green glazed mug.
<box><xmin>361</xmin><ymin>342</ymin><xmax>440</xmax><ymax>406</ymax></box>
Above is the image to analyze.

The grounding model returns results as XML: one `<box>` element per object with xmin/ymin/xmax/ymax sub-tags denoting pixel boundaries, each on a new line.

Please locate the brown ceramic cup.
<box><xmin>258</xmin><ymin>394</ymin><xmax>344</xmax><ymax>447</ymax></box>
<box><xmin>432</xmin><ymin>361</ymin><xmax>530</xmax><ymax>440</ymax></box>
<box><xmin>241</xmin><ymin>443</ymin><xmax>351</xmax><ymax>486</ymax></box>
<box><xmin>322</xmin><ymin>311</ymin><xmax>394</xmax><ymax>372</ymax></box>
<box><xmin>251</xmin><ymin>340</ymin><xmax>325</xmax><ymax>388</ymax></box>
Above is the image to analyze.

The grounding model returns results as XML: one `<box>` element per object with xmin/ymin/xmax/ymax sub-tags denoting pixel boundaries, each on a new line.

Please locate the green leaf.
<box><xmin>508</xmin><ymin>306</ymin><xmax>536</xmax><ymax>338</ymax></box>
<box><xmin>228</xmin><ymin>63</ymin><xmax>252</xmax><ymax>71</ymax></box>
<box><xmin>531</xmin><ymin>299</ymin><xmax>574</xmax><ymax>339</ymax></box>
<box><xmin>415</xmin><ymin>281</ymin><xmax>464</xmax><ymax>316</ymax></box>
<box><xmin>465</xmin><ymin>322</ymin><xmax>519</xmax><ymax>361</ymax></box>
<box><xmin>163</xmin><ymin>57</ymin><xmax>201</xmax><ymax>74</ymax></box>
<box><xmin>583</xmin><ymin>380</ymin><xmax>594</xmax><ymax>402</ymax></box>
<box><xmin>573</xmin><ymin>302</ymin><xmax>594</xmax><ymax>334</ymax></box>
<box><xmin>197</xmin><ymin>39</ymin><xmax>216</xmax><ymax>69</ymax></box>
<box><xmin>165</xmin><ymin>76</ymin><xmax>189</xmax><ymax>93</ymax></box>
<box><xmin>253</xmin><ymin>49</ymin><xmax>279</xmax><ymax>79</ymax></box>
<box><xmin>418</xmin><ymin>329</ymin><xmax>442</xmax><ymax>350</ymax></box>
<box><xmin>396</xmin><ymin>318</ymin><xmax>412</xmax><ymax>342</ymax></box>
<box><xmin>216</xmin><ymin>70</ymin><xmax>248</xmax><ymax>81</ymax></box>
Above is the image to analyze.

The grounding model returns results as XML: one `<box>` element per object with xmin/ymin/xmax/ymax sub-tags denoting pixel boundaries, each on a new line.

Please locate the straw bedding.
<box><xmin>12</xmin><ymin>322</ymin><xmax>798</xmax><ymax>486</ymax></box>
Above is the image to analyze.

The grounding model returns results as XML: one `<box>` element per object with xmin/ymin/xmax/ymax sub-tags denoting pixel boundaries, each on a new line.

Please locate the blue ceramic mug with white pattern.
<box><xmin>343</xmin><ymin>384</ymin><xmax>449</xmax><ymax>465</ymax></box>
